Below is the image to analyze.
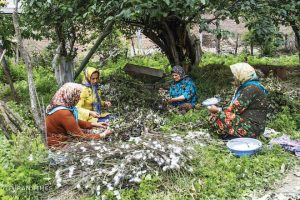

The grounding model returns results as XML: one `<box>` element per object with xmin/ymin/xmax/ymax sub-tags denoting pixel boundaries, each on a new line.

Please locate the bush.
<box><xmin>191</xmin><ymin>64</ymin><xmax>234</xmax><ymax>102</ymax></box>
<box><xmin>268</xmin><ymin>106</ymin><xmax>300</xmax><ymax>138</ymax></box>
<box><xmin>0</xmin><ymin>132</ymin><xmax>52</xmax><ymax>199</ymax></box>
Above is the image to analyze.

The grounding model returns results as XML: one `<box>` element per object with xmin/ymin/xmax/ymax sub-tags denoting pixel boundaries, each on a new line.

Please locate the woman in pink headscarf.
<box><xmin>45</xmin><ymin>82</ymin><xmax>112</xmax><ymax>149</ymax></box>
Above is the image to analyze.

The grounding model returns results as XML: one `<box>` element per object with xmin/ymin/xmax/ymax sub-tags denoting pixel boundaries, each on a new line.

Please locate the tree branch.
<box><xmin>12</xmin><ymin>0</ymin><xmax>45</xmax><ymax>138</ymax></box>
<box><xmin>74</xmin><ymin>20</ymin><xmax>114</xmax><ymax>80</ymax></box>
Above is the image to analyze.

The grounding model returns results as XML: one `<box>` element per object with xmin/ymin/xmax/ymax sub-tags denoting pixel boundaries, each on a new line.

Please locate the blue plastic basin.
<box><xmin>227</xmin><ymin>138</ymin><xmax>262</xmax><ymax>157</ymax></box>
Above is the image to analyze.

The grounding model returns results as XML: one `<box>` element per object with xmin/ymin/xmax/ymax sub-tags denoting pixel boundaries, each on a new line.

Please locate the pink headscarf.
<box><xmin>46</xmin><ymin>83</ymin><xmax>83</xmax><ymax>113</ymax></box>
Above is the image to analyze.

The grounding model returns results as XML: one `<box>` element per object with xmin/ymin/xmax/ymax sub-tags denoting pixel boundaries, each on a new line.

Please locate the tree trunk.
<box><xmin>0</xmin><ymin>100</ymin><xmax>36</xmax><ymax>140</ymax></box>
<box><xmin>216</xmin><ymin>20</ymin><xmax>221</xmax><ymax>55</ymax></box>
<box><xmin>0</xmin><ymin>45</ymin><xmax>18</xmax><ymax>101</ymax></box>
<box><xmin>0</xmin><ymin>100</ymin><xmax>22</xmax><ymax>140</ymax></box>
<box><xmin>15</xmin><ymin>45</ymin><xmax>19</xmax><ymax>64</ymax></box>
<box><xmin>235</xmin><ymin>34</ymin><xmax>239</xmax><ymax>55</ymax></box>
<box><xmin>74</xmin><ymin>21</ymin><xmax>114</xmax><ymax>80</ymax></box>
<box><xmin>130</xmin><ymin>37</ymin><xmax>136</xmax><ymax>56</ymax></box>
<box><xmin>52</xmin><ymin>47</ymin><xmax>74</xmax><ymax>86</ymax></box>
<box><xmin>284</xmin><ymin>34</ymin><xmax>288</xmax><ymax>51</ymax></box>
<box><xmin>250</xmin><ymin>43</ymin><xmax>254</xmax><ymax>56</ymax></box>
<box><xmin>142</xmin><ymin>18</ymin><xmax>201</xmax><ymax>72</ymax></box>
<box><xmin>290</xmin><ymin>24</ymin><xmax>300</xmax><ymax>63</ymax></box>
<box><xmin>12</xmin><ymin>2</ymin><xmax>45</xmax><ymax>139</ymax></box>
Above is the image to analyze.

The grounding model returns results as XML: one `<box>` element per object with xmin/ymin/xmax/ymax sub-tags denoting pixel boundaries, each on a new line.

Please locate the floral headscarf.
<box><xmin>46</xmin><ymin>83</ymin><xmax>83</xmax><ymax>113</ymax></box>
<box><xmin>229</xmin><ymin>63</ymin><xmax>258</xmax><ymax>83</ymax></box>
<box><xmin>171</xmin><ymin>65</ymin><xmax>187</xmax><ymax>79</ymax></box>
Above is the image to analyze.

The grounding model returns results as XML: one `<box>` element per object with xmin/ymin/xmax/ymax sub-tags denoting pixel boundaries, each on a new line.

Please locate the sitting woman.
<box><xmin>168</xmin><ymin>65</ymin><xmax>198</xmax><ymax>114</ymax></box>
<box><xmin>208</xmin><ymin>63</ymin><xmax>268</xmax><ymax>139</ymax></box>
<box><xmin>46</xmin><ymin>83</ymin><xmax>112</xmax><ymax>149</ymax></box>
<box><xmin>76</xmin><ymin>67</ymin><xmax>112</xmax><ymax>122</ymax></box>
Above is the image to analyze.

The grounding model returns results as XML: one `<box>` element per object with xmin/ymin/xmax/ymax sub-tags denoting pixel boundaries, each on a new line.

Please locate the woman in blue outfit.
<box><xmin>168</xmin><ymin>65</ymin><xmax>198</xmax><ymax>114</ymax></box>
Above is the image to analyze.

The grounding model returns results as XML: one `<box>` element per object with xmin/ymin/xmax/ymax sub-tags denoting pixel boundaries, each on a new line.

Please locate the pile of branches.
<box><xmin>0</xmin><ymin>101</ymin><xmax>29</xmax><ymax>140</ymax></box>
<box><xmin>101</xmin><ymin>74</ymin><xmax>162</xmax><ymax>114</ymax></box>
<box><xmin>50</xmin><ymin>131</ymin><xmax>212</xmax><ymax>197</ymax></box>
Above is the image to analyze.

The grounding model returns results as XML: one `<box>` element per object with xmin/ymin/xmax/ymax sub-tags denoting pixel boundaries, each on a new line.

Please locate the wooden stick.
<box><xmin>0</xmin><ymin>49</ymin><xmax>6</xmax><ymax>63</ymax></box>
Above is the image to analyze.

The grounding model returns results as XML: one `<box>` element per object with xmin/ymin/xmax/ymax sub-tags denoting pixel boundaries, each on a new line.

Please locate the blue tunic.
<box><xmin>169</xmin><ymin>77</ymin><xmax>198</xmax><ymax>107</ymax></box>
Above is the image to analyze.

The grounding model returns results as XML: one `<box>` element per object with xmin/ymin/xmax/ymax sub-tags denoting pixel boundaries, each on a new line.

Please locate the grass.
<box><xmin>0</xmin><ymin>53</ymin><xmax>299</xmax><ymax>199</ymax></box>
<box><xmin>97</xmin><ymin>143</ymin><xmax>298</xmax><ymax>200</ymax></box>
<box><xmin>200</xmin><ymin>53</ymin><xmax>299</xmax><ymax>67</ymax></box>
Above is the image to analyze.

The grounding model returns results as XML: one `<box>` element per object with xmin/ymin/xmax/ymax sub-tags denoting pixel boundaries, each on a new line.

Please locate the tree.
<box><xmin>242</xmin><ymin>18</ymin><xmax>283</xmax><ymax>56</ymax></box>
<box><xmin>21</xmin><ymin>0</ymin><xmax>114</xmax><ymax>85</ymax></box>
<box><xmin>239</xmin><ymin>0</ymin><xmax>300</xmax><ymax>61</ymax></box>
<box><xmin>12</xmin><ymin>0</ymin><xmax>45</xmax><ymax>138</ymax></box>
<box><xmin>99</xmin><ymin>0</ymin><xmax>241</xmax><ymax>72</ymax></box>
<box><xmin>267</xmin><ymin>0</ymin><xmax>300</xmax><ymax>61</ymax></box>
<box><xmin>0</xmin><ymin>12</ymin><xmax>18</xmax><ymax>101</ymax></box>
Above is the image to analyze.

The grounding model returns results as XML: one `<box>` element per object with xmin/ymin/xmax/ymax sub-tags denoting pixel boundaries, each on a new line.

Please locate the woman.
<box><xmin>76</xmin><ymin>67</ymin><xmax>112</xmax><ymax>122</ymax></box>
<box><xmin>46</xmin><ymin>83</ymin><xmax>112</xmax><ymax>148</ymax></box>
<box><xmin>168</xmin><ymin>65</ymin><xmax>198</xmax><ymax>113</ymax></box>
<box><xmin>208</xmin><ymin>63</ymin><xmax>268</xmax><ymax>139</ymax></box>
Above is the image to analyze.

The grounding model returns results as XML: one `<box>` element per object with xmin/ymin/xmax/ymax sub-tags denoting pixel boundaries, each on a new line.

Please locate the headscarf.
<box><xmin>229</xmin><ymin>62</ymin><xmax>258</xmax><ymax>83</ymax></box>
<box><xmin>171</xmin><ymin>65</ymin><xmax>187</xmax><ymax>80</ymax></box>
<box><xmin>82</xmin><ymin>67</ymin><xmax>102</xmax><ymax>114</ymax></box>
<box><xmin>229</xmin><ymin>63</ymin><xmax>268</xmax><ymax>104</ymax></box>
<box><xmin>46</xmin><ymin>83</ymin><xmax>83</xmax><ymax>121</ymax></box>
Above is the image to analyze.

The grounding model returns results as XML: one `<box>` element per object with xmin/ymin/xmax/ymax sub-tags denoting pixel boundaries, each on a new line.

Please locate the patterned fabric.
<box><xmin>212</xmin><ymin>85</ymin><xmax>268</xmax><ymax>138</ymax></box>
<box><xmin>211</xmin><ymin>63</ymin><xmax>268</xmax><ymax>138</ymax></box>
<box><xmin>76</xmin><ymin>67</ymin><xmax>109</xmax><ymax>122</ymax></box>
<box><xmin>171</xmin><ymin>65</ymin><xmax>187</xmax><ymax>79</ymax></box>
<box><xmin>82</xmin><ymin>67</ymin><xmax>102</xmax><ymax>113</ymax></box>
<box><xmin>169</xmin><ymin>77</ymin><xmax>198</xmax><ymax>107</ymax></box>
<box><xmin>231</xmin><ymin>80</ymin><xmax>268</xmax><ymax>104</ymax></box>
<box><xmin>46</xmin><ymin>83</ymin><xmax>83</xmax><ymax>114</ymax></box>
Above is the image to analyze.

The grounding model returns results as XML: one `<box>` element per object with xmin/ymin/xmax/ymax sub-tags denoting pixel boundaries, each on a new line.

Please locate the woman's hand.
<box><xmin>167</xmin><ymin>97</ymin><xmax>173</xmax><ymax>103</ymax></box>
<box><xmin>91</xmin><ymin>122</ymin><xmax>109</xmax><ymax>128</ymax></box>
<box><xmin>89</xmin><ymin>111</ymin><xmax>101</xmax><ymax>118</ymax></box>
<box><xmin>100</xmin><ymin>128</ymin><xmax>113</xmax><ymax>138</ymax></box>
<box><xmin>208</xmin><ymin>105</ymin><xmax>220</xmax><ymax>114</ymax></box>
<box><xmin>104</xmin><ymin>101</ymin><xmax>112</xmax><ymax>108</ymax></box>
<box><xmin>167</xmin><ymin>95</ymin><xmax>185</xmax><ymax>103</ymax></box>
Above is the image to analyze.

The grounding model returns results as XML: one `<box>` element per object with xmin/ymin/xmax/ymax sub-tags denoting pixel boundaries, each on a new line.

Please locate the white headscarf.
<box><xmin>229</xmin><ymin>63</ymin><xmax>258</xmax><ymax>83</ymax></box>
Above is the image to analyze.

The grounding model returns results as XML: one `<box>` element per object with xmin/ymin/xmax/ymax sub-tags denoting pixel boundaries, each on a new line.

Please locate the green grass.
<box><xmin>96</xmin><ymin>143</ymin><xmax>298</xmax><ymax>200</ymax></box>
<box><xmin>200</xmin><ymin>53</ymin><xmax>299</xmax><ymax>67</ymax></box>
<box><xmin>0</xmin><ymin>133</ymin><xmax>52</xmax><ymax>200</ymax></box>
<box><xmin>1</xmin><ymin>53</ymin><xmax>299</xmax><ymax>199</ymax></box>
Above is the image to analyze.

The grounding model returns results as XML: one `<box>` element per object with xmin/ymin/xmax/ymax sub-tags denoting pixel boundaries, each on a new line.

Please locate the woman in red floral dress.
<box><xmin>208</xmin><ymin>63</ymin><xmax>268</xmax><ymax>139</ymax></box>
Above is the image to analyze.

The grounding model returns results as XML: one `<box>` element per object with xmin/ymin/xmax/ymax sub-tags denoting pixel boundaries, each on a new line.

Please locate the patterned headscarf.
<box><xmin>46</xmin><ymin>83</ymin><xmax>83</xmax><ymax>113</ymax></box>
<box><xmin>82</xmin><ymin>67</ymin><xmax>100</xmax><ymax>87</ymax></box>
<box><xmin>82</xmin><ymin>67</ymin><xmax>102</xmax><ymax>113</ymax></box>
<box><xmin>171</xmin><ymin>65</ymin><xmax>186</xmax><ymax>79</ymax></box>
<box><xmin>230</xmin><ymin>63</ymin><xmax>258</xmax><ymax>83</ymax></box>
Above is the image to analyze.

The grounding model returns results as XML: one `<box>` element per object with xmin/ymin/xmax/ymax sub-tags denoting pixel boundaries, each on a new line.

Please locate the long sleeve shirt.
<box><xmin>169</xmin><ymin>77</ymin><xmax>198</xmax><ymax>107</ymax></box>
<box><xmin>213</xmin><ymin>84</ymin><xmax>268</xmax><ymax>137</ymax></box>
<box><xmin>46</xmin><ymin>109</ymin><xmax>100</xmax><ymax>148</ymax></box>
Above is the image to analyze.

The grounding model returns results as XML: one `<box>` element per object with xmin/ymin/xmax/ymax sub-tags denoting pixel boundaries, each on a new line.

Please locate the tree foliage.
<box><xmin>239</xmin><ymin>0</ymin><xmax>300</xmax><ymax>60</ymax></box>
<box><xmin>94</xmin><ymin>0</ymin><xmax>242</xmax><ymax>71</ymax></box>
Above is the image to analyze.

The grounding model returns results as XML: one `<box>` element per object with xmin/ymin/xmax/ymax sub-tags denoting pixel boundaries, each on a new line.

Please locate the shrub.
<box><xmin>0</xmin><ymin>132</ymin><xmax>52</xmax><ymax>199</ymax></box>
<box><xmin>268</xmin><ymin>106</ymin><xmax>300</xmax><ymax>138</ymax></box>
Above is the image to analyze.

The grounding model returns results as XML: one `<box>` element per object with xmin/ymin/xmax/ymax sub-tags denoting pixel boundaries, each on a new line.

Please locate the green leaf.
<box><xmin>163</xmin><ymin>0</ymin><xmax>170</xmax><ymax>5</ymax></box>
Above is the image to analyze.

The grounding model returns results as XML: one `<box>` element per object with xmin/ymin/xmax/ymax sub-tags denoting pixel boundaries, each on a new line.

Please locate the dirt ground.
<box><xmin>253</xmin><ymin>165</ymin><xmax>300</xmax><ymax>200</ymax></box>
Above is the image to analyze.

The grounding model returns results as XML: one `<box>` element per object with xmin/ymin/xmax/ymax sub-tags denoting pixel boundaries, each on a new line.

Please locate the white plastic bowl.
<box><xmin>202</xmin><ymin>97</ymin><xmax>220</xmax><ymax>106</ymax></box>
<box><xmin>227</xmin><ymin>138</ymin><xmax>262</xmax><ymax>157</ymax></box>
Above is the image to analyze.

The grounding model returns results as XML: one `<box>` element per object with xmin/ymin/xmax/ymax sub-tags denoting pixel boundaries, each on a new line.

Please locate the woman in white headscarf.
<box><xmin>208</xmin><ymin>63</ymin><xmax>268</xmax><ymax>139</ymax></box>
